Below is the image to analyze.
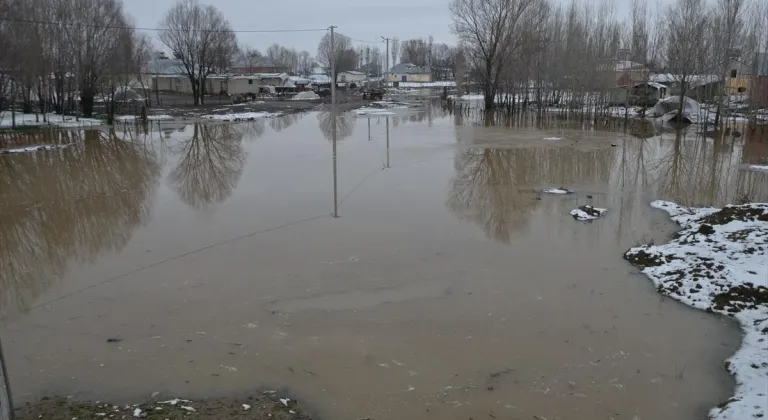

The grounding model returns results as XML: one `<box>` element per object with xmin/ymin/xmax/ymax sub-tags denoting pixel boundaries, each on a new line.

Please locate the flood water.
<box><xmin>1</xmin><ymin>106</ymin><xmax>767</xmax><ymax>420</ymax></box>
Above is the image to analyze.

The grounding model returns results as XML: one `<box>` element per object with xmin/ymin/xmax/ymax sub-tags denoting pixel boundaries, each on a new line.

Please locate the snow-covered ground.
<box><xmin>200</xmin><ymin>111</ymin><xmax>280</xmax><ymax>122</ymax></box>
<box><xmin>0</xmin><ymin>111</ymin><xmax>102</xmax><ymax>128</ymax></box>
<box><xmin>396</xmin><ymin>81</ymin><xmax>455</xmax><ymax>88</ymax></box>
<box><xmin>624</xmin><ymin>201</ymin><xmax>768</xmax><ymax>420</ymax></box>
<box><xmin>115</xmin><ymin>115</ymin><xmax>174</xmax><ymax>122</ymax></box>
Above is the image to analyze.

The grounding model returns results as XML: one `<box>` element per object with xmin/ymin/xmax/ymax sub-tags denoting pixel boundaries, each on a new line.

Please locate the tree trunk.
<box><xmin>81</xmin><ymin>86</ymin><xmax>95</xmax><ymax>117</ymax></box>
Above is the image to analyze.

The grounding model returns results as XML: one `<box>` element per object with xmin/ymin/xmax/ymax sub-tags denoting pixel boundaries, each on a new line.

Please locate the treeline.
<box><xmin>451</xmin><ymin>0</ymin><xmax>768</xmax><ymax>124</ymax></box>
<box><xmin>0</xmin><ymin>0</ymin><xmax>152</xmax><ymax>123</ymax></box>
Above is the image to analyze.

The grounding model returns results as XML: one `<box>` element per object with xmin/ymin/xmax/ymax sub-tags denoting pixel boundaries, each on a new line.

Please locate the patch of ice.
<box><xmin>542</xmin><ymin>187</ymin><xmax>574</xmax><ymax>195</ymax></box>
<box><xmin>542</xmin><ymin>137</ymin><xmax>562</xmax><ymax>141</ymax></box>
<box><xmin>0</xmin><ymin>144</ymin><xmax>71</xmax><ymax>155</ymax></box>
<box><xmin>746</xmin><ymin>165</ymin><xmax>768</xmax><ymax>172</ymax></box>
<box><xmin>242</xmin><ymin>404</ymin><xmax>251</xmax><ymax>411</ymax></box>
<box><xmin>132</xmin><ymin>408</ymin><xmax>143</xmax><ymax>417</ymax></box>
<box><xmin>355</xmin><ymin>108</ymin><xmax>396</xmax><ymax>116</ymax></box>
<box><xmin>180</xmin><ymin>406</ymin><xmax>195</xmax><ymax>412</ymax></box>
<box><xmin>201</xmin><ymin>112</ymin><xmax>279</xmax><ymax>121</ymax></box>
<box><xmin>279</xmin><ymin>398</ymin><xmax>290</xmax><ymax>407</ymax></box>
<box><xmin>0</xmin><ymin>111</ymin><xmax>102</xmax><ymax>128</ymax></box>
<box><xmin>570</xmin><ymin>205</ymin><xmax>607</xmax><ymax>221</ymax></box>
<box><xmin>625</xmin><ymin>201</ymin><xmax>768</xmax><ymax>420</ymax></box>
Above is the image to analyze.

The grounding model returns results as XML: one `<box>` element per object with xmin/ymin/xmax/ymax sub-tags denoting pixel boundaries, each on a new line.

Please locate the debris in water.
<box><xmin>243</xmin><ymin>404</ymin><xmax>251</xmax><ymax>410</ymax></box>
<box><xmin>132</xmin><ymin>408</ymin><xmax>143</xmax><ymax>417</ymax></box>
<box><xmin>570</xmin><ymin>205</ymin><xmax>608</xmax><ymax>221</ymax></box>
<box><xmin>542</xmin><ymin>137</ymin><xmax>562</xmax><ymax>141</ymax></box>
<box><xmin>542</xmin><ymin>187</ymin><xmax>574</xmax><ymax>195</ymax></box>
<box><xmin>180</xmin><ymin>406</ymin><xmax>195</xmax><ymax>412</ymax></box>
<box><xmin>280</xmin><ymin>398</ymin><xmax>291</xmax><ymax>407</ymax></box>
<box><xmin>106</xmin><ymin>338</ymin><xmax>122</xmax><ymax>343</ymax></box>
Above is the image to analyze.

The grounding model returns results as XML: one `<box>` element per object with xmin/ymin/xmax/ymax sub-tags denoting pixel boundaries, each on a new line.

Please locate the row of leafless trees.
<box><xmin>450</xmin><ymin>0</ymin><xmax>768</xmax><ymax>125</ymax></box>
<box><xmin>0</xmin><ymin>0</ymin><xmax>153</xmax><ymax>124</ymax></box>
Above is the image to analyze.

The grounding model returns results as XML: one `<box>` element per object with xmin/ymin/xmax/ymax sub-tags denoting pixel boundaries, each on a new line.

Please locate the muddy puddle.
<box><xmin>1</xmin><ymin>108</ymin><xmax>767</xmax><ymax>420</ymax></box>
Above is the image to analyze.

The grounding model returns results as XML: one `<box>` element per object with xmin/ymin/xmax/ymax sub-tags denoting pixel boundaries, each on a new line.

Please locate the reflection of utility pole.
<box><xmin>0</xmin><ymin>335</ymin><xmax>13</xmax><ymax>420</ymax></box>
<box><xmin>385</xmin><ymin>116</ymin><xmax>390</xmax><ymax>168</ymax></box>
<box><xmin>368</xmin><ymin>117</ymin><xmax>371</xmax><ymax>141</ymax></box>
<box><xmin>381</xmin><ymin>37</ymin><xmax>390</xmax><ymax>86</ymax></box>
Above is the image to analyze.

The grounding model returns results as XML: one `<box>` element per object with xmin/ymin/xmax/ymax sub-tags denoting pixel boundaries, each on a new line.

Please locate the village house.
<box><xmin>338</xmin><ymin>70</ymin><xmax>366</xmax><ymax>85</ymax></box>
<box><xmin>387</xmin><ymin>63</ymin><xmax>432</xmax><ymax>83</ymax></box>
<box><xmin>727</xmin><ymin>53</ymin><xmax>768</xmax><ymax>106</ymax></box>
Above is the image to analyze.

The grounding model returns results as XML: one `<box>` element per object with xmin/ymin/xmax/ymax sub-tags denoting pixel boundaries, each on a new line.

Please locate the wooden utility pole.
<box><xmin>0</xmin><ymin>335</ymin><xmax>13</xmax><ymax>420</ymax></box>
<box><xmin>381</xmin><ymin>37</ymin><xmax>390</xmax><ymax>85</ymax></box>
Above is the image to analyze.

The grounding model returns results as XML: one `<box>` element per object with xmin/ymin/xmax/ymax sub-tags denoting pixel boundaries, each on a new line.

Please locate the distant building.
<box><xmin>727</xmin><ymin>52</ymin><xmax>768</xmax><ymax>106</ymax></box>
<box><xmin>311</xmin><ymin>63</ymin><xmax>328</xmax><ymax>75</ymax></box>
<box><xmin>387</xmin><ymin>63</ymin><xmax>432</xmax><ymax>83</ymax></box>
<box><xmin>338</xmin><ymin>70</ymin><xmax>366</xmax><ymax>85</ymax></box>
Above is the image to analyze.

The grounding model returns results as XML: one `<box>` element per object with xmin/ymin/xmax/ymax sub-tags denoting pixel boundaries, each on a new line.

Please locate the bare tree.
<box><xmin>663</xmin><ymin>0</ymin><xmax>709</xmax><ymax>118</ymax></box>
<box><xmin>317</xmin><ymin>32</ymin><xmax>357</xmax><ymax>84</ymax></box>
<box><xmin>158</xmin><ymin>0</ymin><xmax>237</xmax><ymax>106</ymax></box>
<box><xmin>711</xmin><ymin>0</ymin><xmax>746</xmax><ymax>126</ymax></box>
<box><xmin>400</xmin><ymin>38</ymin><xmax>430</xmax><ymax>66</ymax></box>
<box><xmin>451</xmin><ymin>0</ymin><xmax>547</xmax><ymax>109</ymax></box>
<box><xmin>238</xmin><ymin>45</ymin><xmax>262</xmax><ymax>72</ymax></box>
<box><xmin>297</xmin><ymin>51</ymin><xmax>313</xmax><ymax>76</ymax></box>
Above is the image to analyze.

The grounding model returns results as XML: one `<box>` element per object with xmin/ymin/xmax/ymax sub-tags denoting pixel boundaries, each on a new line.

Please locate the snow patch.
<box><xmin>542</xmin><ymin>137</ymin><xmax>562</xmax><ymax>141</ymax></box>
<box><xmin>291</xmin><ymin>91</ymin><xmax>320</xmax><ymax>100</ymax></box>
<box><xmin>624</xmin><ymin>200</ymin><xmax>768</xmax><ymax>420</ymax></box>
<box><xmin>745</xmin><ymin>165</ymin><xmax>768</xmax><ymax>172</ymax></box>
<box><xmin>201</xmin><ymin>112</ymin><xmax>280</xmax><ymax>121</ymax></box>
<box><xmin>115</xmin><ymin>115</ymin><xmax>174</xmax><ymax>122</ymax></box>
<box><xmin>0</xmin><ymin>111</ymin><xmax>102</xmax><ymax>129</ymax></box>
<box><xmin>542</xmin><ymin>187</ymin><xmax>574</xmax><ymax>195</ymax></box>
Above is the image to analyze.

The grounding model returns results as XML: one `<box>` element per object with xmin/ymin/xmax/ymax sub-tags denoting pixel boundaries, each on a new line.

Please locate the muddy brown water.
<box><xmin>1</xmin><ymin>109</ymin><xmax>767</xmax><ymax>420</ymax></box>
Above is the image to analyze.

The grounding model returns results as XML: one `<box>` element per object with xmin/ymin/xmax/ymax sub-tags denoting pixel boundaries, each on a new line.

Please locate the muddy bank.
<box><xmin>15</xmin><ymin>393</ymin><xmax>312</xmax><ymax>420</ymax></box>
<box><xmin>624</xmin><ymin>201</ymin><xmax>768</xmax><ymax>420</ymax></box>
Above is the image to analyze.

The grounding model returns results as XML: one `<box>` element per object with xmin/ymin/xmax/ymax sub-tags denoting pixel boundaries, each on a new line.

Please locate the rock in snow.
<box><xmin>624</xmin><ymin>200</ymin><xmax>768</xmax><ymax>420</ymax></box>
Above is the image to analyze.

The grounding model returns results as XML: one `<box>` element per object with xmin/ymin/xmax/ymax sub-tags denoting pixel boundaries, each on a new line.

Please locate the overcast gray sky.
<box><xmin>124</xmin><ymin>0</ymin><xmax>676</xmax><ymax>56</ymax></box>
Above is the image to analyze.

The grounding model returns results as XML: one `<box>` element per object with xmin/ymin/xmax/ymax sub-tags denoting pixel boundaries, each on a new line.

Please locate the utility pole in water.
<box><xmin>0</xmin><ymin>335</ymin><xmax>13</xmax><ymax>420</ymax></box>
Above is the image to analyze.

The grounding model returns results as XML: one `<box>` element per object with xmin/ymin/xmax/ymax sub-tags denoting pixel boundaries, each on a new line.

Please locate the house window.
<box><xmin>730</xmin><ymin>69</ymin><xmax>737</xmax><ymax>78</ymax></box>
<box><xmin>248</xmin><ymin>79</ymin><xmax>253</xmax><ymax>84</ymax></box>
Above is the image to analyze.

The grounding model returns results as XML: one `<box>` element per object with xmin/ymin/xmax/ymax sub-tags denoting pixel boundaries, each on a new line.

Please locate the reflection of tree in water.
<box><xmin>448</xmin><ymin>145</ymin><xmax>614</xmax><ymax>243</ymax></box>
<box><xmin>391</xmin><ymin>102</ymin><xmax>448</xmax><ymax>127</ymax></box>
<box><xmin>169</xmin><ymin>123</ymin><xmax>247</xmax><ymax>209</ymax></box>
<box><xmin>611</xmin><ymin>128</ymin><xmax>768</xmax><ymax>212</ymax></box>
<box><xmin>317</xmin><ymin>111</ymin><xmax>355</xmax><ymax>141</ymax></box>
<box><xmin>0</xmin><ymin>129</ymin><xmax>160</xmax><ymax>321</ymax></box>
<box><xmin>651</xmin><ymin>131</ymin><xmax>768</xmax><ymax>206</ymax></box>
<box><xmin>269</xmin><ymin>112</ymin><xmax>305</xmax><ymax>132</ymax></box>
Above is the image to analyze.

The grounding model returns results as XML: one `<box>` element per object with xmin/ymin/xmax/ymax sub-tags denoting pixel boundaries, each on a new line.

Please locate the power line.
<box><xmin>0</xmin><ymin>17</ymin><xmax>328</xmax><ymax>33</ymax></box>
